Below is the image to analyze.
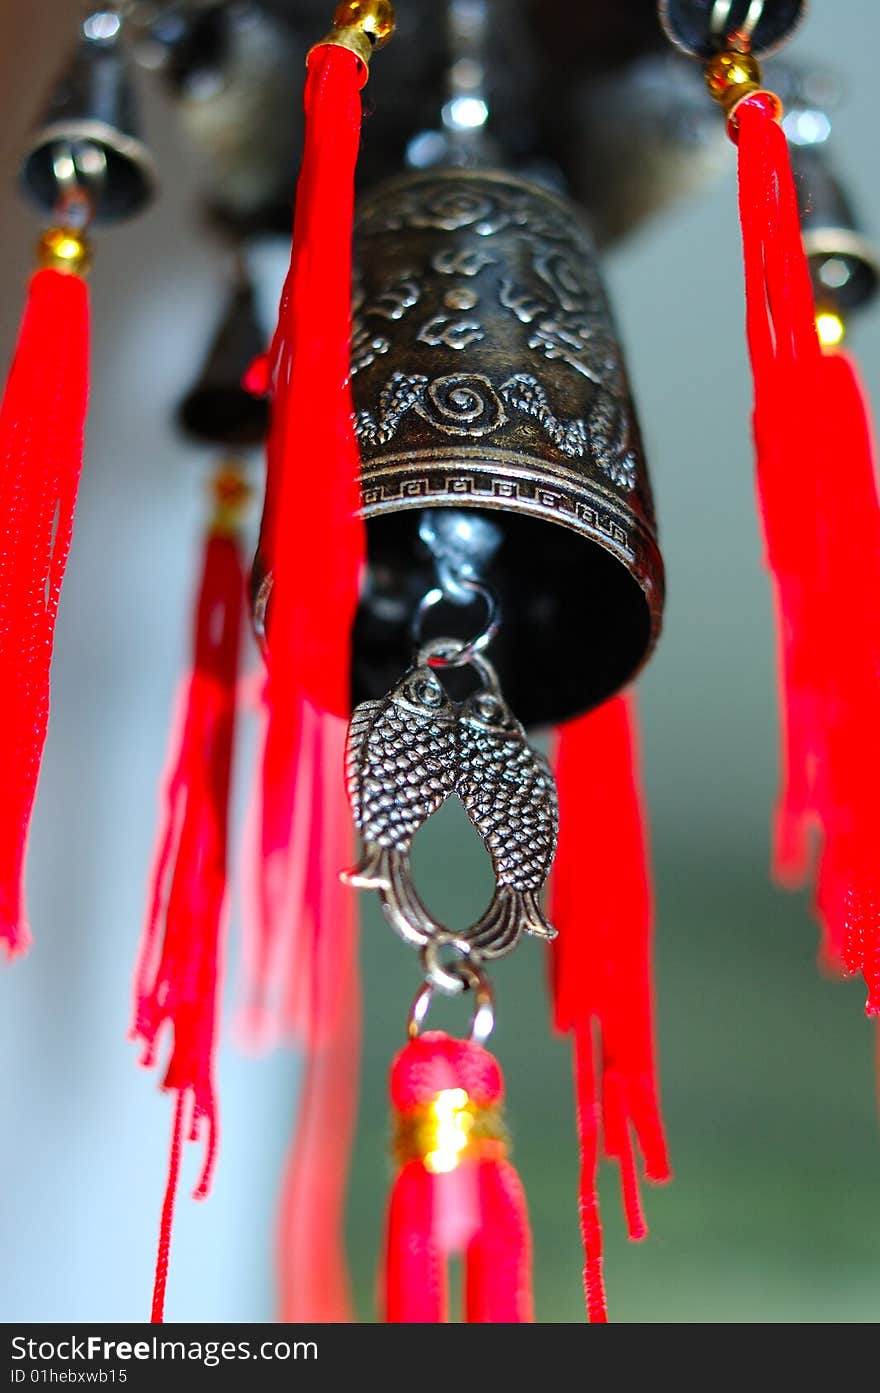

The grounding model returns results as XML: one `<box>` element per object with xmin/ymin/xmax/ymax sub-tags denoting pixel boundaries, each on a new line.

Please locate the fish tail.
<box><xmin>340</xmin><ymin>843</ymin><xmax>393</xmax><ymax>890</ymax></box>
<box><xmin>520</xmin><ymin>889</ymin><xmax>557</xmax><ymax>941</ymax></box>
<box><xmin>468</xmin><ymin>886</ymin><xmax>557</xmax><ymax>957</ymax></box>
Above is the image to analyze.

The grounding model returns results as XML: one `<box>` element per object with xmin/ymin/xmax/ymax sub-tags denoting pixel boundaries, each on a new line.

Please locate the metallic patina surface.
<box><xmin>351</xmin><ymin>169</ymin><xmax>664</xmax><ymax>725</ymax></box>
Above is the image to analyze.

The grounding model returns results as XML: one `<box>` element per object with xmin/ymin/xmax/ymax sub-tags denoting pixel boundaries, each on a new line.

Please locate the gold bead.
<box><xmin>393</xmin><ymin>1093</ymin><xmax>508</xmax><ymax>1169</ymax></box>
<box><xmin>36</xmin><ymin>226</ymin><xmax>91</xmax><ymax>278</ymax></box>
<box><xmin>815</xmin><ymin>308</ymin><xmax>846</xmax><ymax>349</ymax></box>
<box><xmin>705</xmin><ymin>50</ymin><xmax>762</xmax><ymax>104</ymax></box>
<box><xmin>313</xmin><ymin>1</ymin><xmax>395</xmax><ymax>70</ymax></box>
<box><xmin>210</xmin><ymin>462</ymin><xmax>252</xmax><ymax>535</ymax></box>
<box><xmin>332</xmin><ymin>0</ymin><xmax>396</xmax><ymax>48</ymax></box>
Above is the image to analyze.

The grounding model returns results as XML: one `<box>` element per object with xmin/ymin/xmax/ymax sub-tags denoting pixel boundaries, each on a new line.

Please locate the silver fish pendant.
<box><xmin>342</xmin><ymin>648</ymin><xmax>558</xmax><ymax>968</ymax></box>
<box><xmin>341</xmin><ymin>663</ymin><xmax>459</xmax><ymax>944</ymax></box>
<box><xmin>456</xmin><ymin>687</ymin><xmax>558</xmax><ymax>956</ymax></box>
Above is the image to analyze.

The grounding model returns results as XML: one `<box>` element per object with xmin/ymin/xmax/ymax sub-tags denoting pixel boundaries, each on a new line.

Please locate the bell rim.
<box><xmin>359</xmin><ymin>453</ymin><xmax>664</xmax><ymax>664</ymax></box>
<box><xmin>657</xmin><ymin>0</ymin><xmax>808</xmax><ymax>60</ymax></box>
<box><xmin>20</xmin><ymin>118</ymin><xmax>159</xmax><ymax>223</ymax></box>
<box><xmin>802</xmin><ymin>226</ymin><xmax>880</xmax><ymax>312</ymax></box>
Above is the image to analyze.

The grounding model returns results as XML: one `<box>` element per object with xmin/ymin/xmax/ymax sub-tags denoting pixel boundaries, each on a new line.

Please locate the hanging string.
<box><xmin>150</xmin><ymin>1091</ymin><xmax>188</xmax><ymax>1325</ymax></box>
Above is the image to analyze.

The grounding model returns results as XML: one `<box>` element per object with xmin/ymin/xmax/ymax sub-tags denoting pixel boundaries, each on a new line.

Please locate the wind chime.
<box><xmin>1</xmin><ymin>0</ymin><xmax>878</xmax><ymax>1325</ymax></box>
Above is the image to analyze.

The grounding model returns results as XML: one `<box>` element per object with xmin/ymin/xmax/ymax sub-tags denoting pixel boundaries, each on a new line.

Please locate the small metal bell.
<box><xmin>178</xmin><ymin>278</ymin><xmax>269</xmax><ymax>448</ymax></box>
<box><xmin>350</xmin><ymin>169</ymin><xmax>663</xmax><ymax>727</ymax></box>
<box><xmin>658</xmin><ymin>0</ymin><xmax>806</xmax><ymax>59</ymax></box>
<box><xmin>791</xmin><ymin>144</ymin><xmax>879</xmax><ymax>317</ymax></box>
<box><xmin>20</xmin><ymin>20</ymin><xmax>156</xmax><ymax>225</ymax></box>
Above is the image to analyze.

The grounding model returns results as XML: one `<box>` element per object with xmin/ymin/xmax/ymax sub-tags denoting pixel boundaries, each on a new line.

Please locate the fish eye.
<box><xmin>472</xmin><ymin>693</ymin><xmax>502</xmax><ymax>723</ymax></box>
<box><xmin>411</xmin><ymin>676</ymin><xmax>443</xmax><ymax>708</ymax></box>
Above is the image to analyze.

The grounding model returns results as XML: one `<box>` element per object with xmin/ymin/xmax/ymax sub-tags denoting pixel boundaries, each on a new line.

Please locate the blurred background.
<box><xmin>0</xmin><ymin>0</ymin><xmax>878</xmax><ymax>1324</ymax></box>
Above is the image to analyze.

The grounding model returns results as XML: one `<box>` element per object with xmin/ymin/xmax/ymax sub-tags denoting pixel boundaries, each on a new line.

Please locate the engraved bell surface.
<box><xmin>351</xmin><ymin>168</ymin><xmax>664</xmax><ymax>727</ymax></box>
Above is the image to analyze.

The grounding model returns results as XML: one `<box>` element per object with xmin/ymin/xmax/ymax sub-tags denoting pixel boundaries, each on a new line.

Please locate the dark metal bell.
<box><xmin>350</xmin><ymin>169</ymin><xmax>664</xmax><ymax>728</ymax></box>
<box><xmin>20</xmin><ymin>26</ymin><xmax>155</xmax><ymax>225</ymax></box>
<box><xmin>791</xmin><ymin>144</ymin><xmax>879</xmax><ymax>317</ymax></box>
<box><xmin>658</xmin><ymin>0</ymin><xmax>806</xmax><ymax>59</ymax></box>
<box><xmin>178</xmin><ymin>278</ymin><xmax>269</xmax><ymax>448</ymax></box>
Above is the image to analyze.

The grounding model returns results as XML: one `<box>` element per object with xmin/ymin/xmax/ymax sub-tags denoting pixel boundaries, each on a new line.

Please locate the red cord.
<box><xmin>0</xmin><ymin>268</ymin><xmax>89</xmax><ymax>955</ymax></box>
<box><xmin>151</xmin><ymin>1091</ymin><xmax>187</xmax><ymax>1324</ymax></box>
<box><xmin>572</xmin><ymin>1027</ymin><xmax>606</xmax><ymax>1323</ymax></box>
<box><xmin>550</xmin><ymin>694</ymin><xmax>670</xmax><ymax>1322</ymax></box>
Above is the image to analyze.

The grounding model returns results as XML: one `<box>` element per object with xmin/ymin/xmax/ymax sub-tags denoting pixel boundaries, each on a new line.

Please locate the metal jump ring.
<box><xmin>412</xmin><ymin>578</ymin><xmax>500</xmax><ymax>666</ymax></box>
<box><xmin>407</xmin><ymin>962</ymin><xmax>496</xmax><ymax>1045</ymax></box>
<box><xmin>416</xmin><ymin>637</ymin><xmax>504</xmax><ymax>698</ymax></box>
<box><xmin>421</xmin><ymin>936</ymin><xmax>478</xmax><ymax>994</ymax></box>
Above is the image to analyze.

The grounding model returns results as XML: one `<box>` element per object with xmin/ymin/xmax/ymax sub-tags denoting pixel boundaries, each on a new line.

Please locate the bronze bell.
<box><xmin>20</xmin><ymin>23</ymin><xmax>156</xmax><ymax>225</ymax></box>
<box><xmin>658</xmin><ymin>0</ymin><xmax>806</xmax><ymax>59</ymax></box>
<box><xmin>178</xmin><ymin>277</ymin><xmax>270</xmax><ymax>448</ymax></box>
<box><xmin>791</xmin><ymin>143</ymin><xmax>880</xmax><ymax>318</ymax></box>
<box><xmin>350</xmin><ymin>169</ymin><xmax>663</xmax><ymax>728</ymax></box>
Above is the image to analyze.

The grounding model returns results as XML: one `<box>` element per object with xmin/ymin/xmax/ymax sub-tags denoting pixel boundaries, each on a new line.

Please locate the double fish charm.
<box><xmin>341</xmin><ymin>654</ymin><xmax>558</xmax><ymax>964</ymax></box>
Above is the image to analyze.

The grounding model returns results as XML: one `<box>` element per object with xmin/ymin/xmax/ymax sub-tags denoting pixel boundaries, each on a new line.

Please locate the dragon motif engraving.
<box><xmin>353</xmin><ymin>368</ymin><xmax>633</xmax><ymax>488</ymax></box>
<box><xmin>355</xmin><ymin>371</ymin><xmax>428</xmax><ymax>446</ymax></box>
<box><xmin>352</xmin><ymin>174</ymin><xmax>646</xmax><ymax>498</ymax></box>
<box><xmin>499</xmin><ymin>374</ymin><xmax>588</xmax><ymax>459</ymax></box>
<box><xmin>351</xmin><ymin>271</ymin><xmax>422</xmax><ymax>378</ymax></box>
<box><xmin>417</xmin><ymin>314</ymin><xmax>485</xmax><ymax>351</ymax></box>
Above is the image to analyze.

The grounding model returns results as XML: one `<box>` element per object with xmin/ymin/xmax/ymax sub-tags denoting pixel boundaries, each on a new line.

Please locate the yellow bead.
<box><xmin>36</xmin><ymin>226</ymin><xmax>91</xmax><ymax>278</ymax></box>
<box><xmin>705</xmin><ymin>50</ymin><xmax>762</xmax><ymax>104</ymax></box>
<box><xmin>210</xmin><ymin>462</ymin><xmax>251</xmax><ymax>534</ymax></box>
<box><xmin>815</xmin><ymin>309</ymin><xmax>846</xmax><ymax>349</ymax></box>
<box><xmin>332</xmin><ymin>0</ymin><xmax>395</xmax><ymax>49</ymax></box>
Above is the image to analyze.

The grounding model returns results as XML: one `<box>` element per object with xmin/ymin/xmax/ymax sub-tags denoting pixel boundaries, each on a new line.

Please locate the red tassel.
<box><xmin>464</xmin><ymin>1157</ymin><xmax>534</xmax><ymax>1324</ymax></box>
<box><xmin>736</xmin><ymin>95</ymin><xmax>823</xmax><ymax>889</ymax></box>
<box><xmin>385</xmin><ymin>1161</ymin><xmax>447</xmax><ymax>1323</ymax></box>
<box><xmin>384</xmin><ymin>1031</ymin><xmax>533</xmax><ymax>1324</ymax></box>
<box><xmin>238</xmin><ymin>693</ymin><xmax>313</xmax><ymax>1047</ymax></box>
<box><xmin>734</xmin><ymin>95</ymin><xmax>880</xmax><ymax>1014</ymax></box>
<box><xmin>811</xmin><ymin>349</ymin><xmax>880</xmax><ymax>1009</ymax></box>
<box><xmin>242</xmin><ymin>41</ymin><xmax>367</xmax><ymax>1042</ymax></box>
<box><xmin>264</xmin><ymin>42</ymin><xmax>366</xmax><ymax>714</ymax></box>
<box><xmin>274</xmin><ymin>713</ymin><xmax>362</xmax><ymax>1322</ymax></box>
<box><xmin>550</xmin><ymin>694</ymin><xmax>670</xmax><ymax>1322</ymax></box>
<box><xmin>275</xmin><ymin>829</ymin><xmax>360</xmax><ymax>1322</ymax></box>
<box><xmin>132</xmin><ymin>512</ymin><xmax>246</xmax><ymax>1323</ymax></box>
<box><xmin>239</xmin><ymin>43</ymin><xmax>371</xmax><ymax>1321</ymax></box>
<box><xmin>0</xmin><ymin>264</ymin><xmax>89</xmax><ymax>956</ymax></box>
